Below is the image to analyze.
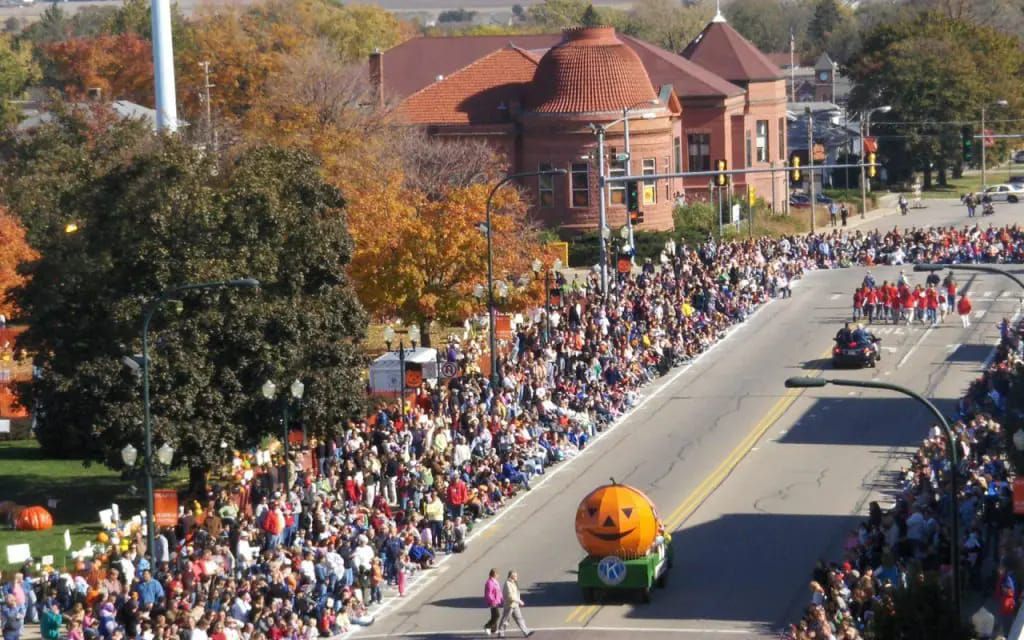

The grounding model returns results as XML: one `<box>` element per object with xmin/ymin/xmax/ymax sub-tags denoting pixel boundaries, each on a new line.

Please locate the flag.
<box><xmin>63</xmin><ymin>529</ymin><xmax>71</xmax><ymax>551</ymax></box>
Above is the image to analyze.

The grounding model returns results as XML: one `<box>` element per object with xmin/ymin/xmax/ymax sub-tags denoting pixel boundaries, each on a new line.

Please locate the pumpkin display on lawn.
<box><xmin>15</xmin><ymin>505</ymin><xmax>54</xmax><ymax>531</ymax></box>
<box><xmin>574</xmin><ymin>481</ymin><xmax>659</xmax><ymax>558</ymax></box>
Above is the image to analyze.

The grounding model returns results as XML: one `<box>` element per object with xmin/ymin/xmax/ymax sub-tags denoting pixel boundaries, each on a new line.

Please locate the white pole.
<box><xmin>151</xmin><ymin>0</ymin><xmax>179</xmax><ymax>133</ymax></box>
<box><xmin>597</xmin><ymin>127</ymin><xmax>608</xmax><ymax>297</ymax></box>
<box><xmin>623</xmin><ymin>107</ymin><xmax>634</xmax><ymax>253</ymax></box>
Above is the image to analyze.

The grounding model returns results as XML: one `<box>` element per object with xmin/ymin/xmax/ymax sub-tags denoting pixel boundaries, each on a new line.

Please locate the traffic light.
<box><xmin>625</xmin><ymin>180</ymin><xmax>640</xmax><ymax>213</ymax></box>
<box><xmin>961</xmin><ymin>127</ymin><xmax>974</xmax><ymax>163</ymax></box>
<box><xmin>629</xmin><ymin>209</ymin><xmax>645</xmax><ymax>224</ymax></box>
<box><xmin>715</xmin><ymin>159</ymin><xmax>727</xmax><ymax>186</ymax></box>
<box><xmin>867</xmin><ymin>152</ymin><xmax>877</xmax><ymax>179</ymax></box>
<box><xmin>747</xmin><ymin>187</ymin><xmax>756</xmax><ymax>207</ymax></box>
<box><xmin>790</xmin><ymin>155</ymin><xmax>801</xmax><ymax>183</ymax></box>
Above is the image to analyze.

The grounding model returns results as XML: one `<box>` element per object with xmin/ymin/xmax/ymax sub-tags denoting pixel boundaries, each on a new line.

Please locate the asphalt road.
<box><xmin>345</xmin><ymin>199</ymin><xmax>1021</xmax><ymax>640</ymax></box>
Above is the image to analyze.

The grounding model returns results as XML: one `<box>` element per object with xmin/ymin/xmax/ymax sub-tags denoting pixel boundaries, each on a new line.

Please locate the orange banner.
<box><xmin>152</xmin><ymin>489</ymin><xmax>179</xmax><ymax>528</ymax></box>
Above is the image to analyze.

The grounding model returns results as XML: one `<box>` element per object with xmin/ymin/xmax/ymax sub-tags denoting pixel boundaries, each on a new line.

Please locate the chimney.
<box><xmin>368</xmin><ymin>48</ymin><xmax>384</xmax><ymax>109</ymax></box>
<box><xmin>87</xmin><ymin>87</ymin><xmax>102</xmax><ymax>102</ymax></box>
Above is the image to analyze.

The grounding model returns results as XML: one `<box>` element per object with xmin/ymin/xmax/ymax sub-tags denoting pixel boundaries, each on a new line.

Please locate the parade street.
<box><xmin>348</xmin><ymin>199</ymin><xmax>1024</xmax><ymax>639</ymax></box>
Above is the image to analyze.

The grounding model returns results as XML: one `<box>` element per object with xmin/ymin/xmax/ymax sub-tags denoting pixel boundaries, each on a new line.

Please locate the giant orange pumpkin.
<box><xmin>574</xmin><ymin>481</ymin><xmax>659</xmax><ymax>558</ymax></box>
<box><xmin>15</xmin><ymin>505</ymin><xmax>54</xmax><ymax>531</ymax></box>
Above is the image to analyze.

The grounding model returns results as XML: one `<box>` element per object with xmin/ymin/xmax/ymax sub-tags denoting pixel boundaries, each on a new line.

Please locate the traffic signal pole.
<box><xmin>807</xmin><ymin>108</ymin><xmax>815</xmax><ymax>234</ymax></box>
<box><xmin>860</xmin><ymin>119</ymin><xmax>868</xmax><ymax>219</ymax></box>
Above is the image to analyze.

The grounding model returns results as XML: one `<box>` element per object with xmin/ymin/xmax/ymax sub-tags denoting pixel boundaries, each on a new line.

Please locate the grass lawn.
<box><xmin>918</xmin><ymin>166</ymin><xmax>1024</xmax><ymax>199</ymax></box>
<box><xmin>0</xmin><ymin>439</ymin><xmax>146</xmax><ymax>573</ymax></box>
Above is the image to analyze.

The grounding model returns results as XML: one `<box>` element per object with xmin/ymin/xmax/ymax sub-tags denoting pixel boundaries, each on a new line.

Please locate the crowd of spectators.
<box><xmin>785</xmin><ymin>316</ymin><xmax>1024</xmax><ymax>640</ymax></box>
<box><xmin>5</xmin><ymin>221</ymin><xmax>1024</xmax><ymax>640</ymax></box>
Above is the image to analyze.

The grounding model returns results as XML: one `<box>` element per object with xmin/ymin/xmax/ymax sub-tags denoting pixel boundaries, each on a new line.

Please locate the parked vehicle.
<box><xmin>973</xmin><ymin>183</ymin><xmax>1024</xmax><ymax>204</ymax></box>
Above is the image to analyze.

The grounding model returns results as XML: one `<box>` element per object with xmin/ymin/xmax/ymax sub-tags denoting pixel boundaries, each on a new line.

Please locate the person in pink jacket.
<box><xmin>483</xmin><ymin>568</ymin><xmax>503</xmax><ymax>636</ymax></box>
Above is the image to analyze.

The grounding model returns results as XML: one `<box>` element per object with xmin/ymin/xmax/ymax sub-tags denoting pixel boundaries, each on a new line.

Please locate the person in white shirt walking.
<box><xmin>497</xmin><ymin>570</ymin><xmax>532</xmax><ymax>638</ymax></box>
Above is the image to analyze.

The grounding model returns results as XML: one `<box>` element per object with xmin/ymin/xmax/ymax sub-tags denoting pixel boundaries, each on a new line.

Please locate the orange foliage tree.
<box><xmin>0</xmin><ymin>206</ymin><xmax>39</xmax><ymax>319</ymax></box>
<box><xmin>43</xmin><ymin>33</ymin><xmax>153</xmax><ymax>104</ymax></box>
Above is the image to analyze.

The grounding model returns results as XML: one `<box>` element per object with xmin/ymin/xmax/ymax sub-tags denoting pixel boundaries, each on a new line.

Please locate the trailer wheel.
<box><xmin>657</xmin><ymin>572</ymin><xmax>668</xmax><ymax>588</ymax></box>
<box><xmin>582</xmin><ymin>587</ymin><xmax>594</xmax><ymax>604</ymax></box>
<box><xmin>639</xmin><ymin>587</ymin><xmax>652</xmax><ymax>603</ymax></box>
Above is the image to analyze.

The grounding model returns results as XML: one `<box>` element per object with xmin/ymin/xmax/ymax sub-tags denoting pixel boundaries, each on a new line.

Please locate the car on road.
<box><xmin>973</xmin><ymin>183</ymin><xmax>1024</xmax><ymax>203</ymax></box>
<box><xmin>789</xmin><ymin>192</ymin><xmax>834</xmax><ymax>208</ymax></box>
<box><xmin>1014</xmin><ymin>150</ymin><xmax>1024</xmax><ymax>164</ymax></box>
<box><xmin>832</xmin><ymin>338</ymin><xmax>881</xmax><ymax>368</ymax></box>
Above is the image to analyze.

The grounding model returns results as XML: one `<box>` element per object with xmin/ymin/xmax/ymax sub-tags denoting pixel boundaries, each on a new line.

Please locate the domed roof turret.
<box><xmin>527</xmin><ymin>26</ymin><xmax>657</xmax><ymax>114</ymax></box>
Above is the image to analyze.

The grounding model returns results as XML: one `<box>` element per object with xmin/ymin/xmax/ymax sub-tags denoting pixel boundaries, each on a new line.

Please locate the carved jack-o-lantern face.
<box><xmin>574</xmin><ymin>483</ymin><xmax>658</xmax><ymax>558</ymax></box>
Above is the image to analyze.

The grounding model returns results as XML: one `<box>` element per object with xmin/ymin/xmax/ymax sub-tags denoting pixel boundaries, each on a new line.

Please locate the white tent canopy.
<box><xmin>369</xmin><ymin>347</ymin><xmax>438</xmax><ymax>393</ymax></box>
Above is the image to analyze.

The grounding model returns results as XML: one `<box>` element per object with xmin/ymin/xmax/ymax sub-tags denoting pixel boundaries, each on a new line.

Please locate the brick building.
<box><xmin>370</xmin><ymin>15</ymin><xmax>787</xmax><ymax>233</ymax></box>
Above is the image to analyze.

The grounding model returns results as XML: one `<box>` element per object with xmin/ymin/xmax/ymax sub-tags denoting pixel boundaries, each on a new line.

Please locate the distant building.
<box><xmin>17</xmin><ymin>98</ymin><xmax>162</xmax><ymax>133</ymax></box>
<box><xmin>371</xmin><ymin>12</ymin><xmax>789</xmax><ymax>232</ymax></box>
<box><xmin>769</xmin><ymin>51</ymin><xmax>853</xmax><ymax>105</ymax></box>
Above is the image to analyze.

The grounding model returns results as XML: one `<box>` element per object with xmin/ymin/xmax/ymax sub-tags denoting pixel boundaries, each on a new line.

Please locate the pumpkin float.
<box><xmin>15</xmin><ymin>505</ymin><xmax>54</xmax><ymax>531</ymax></box>
<box><xmin>574</xmin><ymin>481</ymin><xmax>659</xmax><ymax>558</ymax></box>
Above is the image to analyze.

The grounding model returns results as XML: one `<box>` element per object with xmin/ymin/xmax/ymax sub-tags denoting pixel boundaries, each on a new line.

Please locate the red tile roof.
<box><xmin>619</xmin><ymin>35</ymin><xmax>744</xmax><ymax>98</ymax></box>
<box><xmin>526</xmin><ymin>27</ymin><xmax>657</xmax><ymax>113</ymax></box>
<box><xmin>395</xmin><ymin>47</ymin><xmax>539</xmax><ymax>125</ymax></box>
<box><xmin>379</xmin><ymin>34</ymin><xmax>561</xmax><ymax>100</ymax></box>
<box><xmin>681</xmin><ymin>20</ymin><xmax>783</xmax><ymax>83</ymax></box>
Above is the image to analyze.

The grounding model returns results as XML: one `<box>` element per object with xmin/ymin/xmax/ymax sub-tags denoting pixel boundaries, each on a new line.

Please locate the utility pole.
<box><xmin>807</xmin><ymin>108</ymin><xmax>816</xmax><ymax>234</ymax></box>
<box><xmin>199</xmin><ymin>61</ymin><xmax>215</xmax><ymax>150</ymax></box>
<box><xmin>596</xmin><ymin>126</ymin><xmax>609</xmax><ymax>297</ymax></box>
<box><xmin>860</xmin><ymin>116</ymin><xmax>868</xmax><ymax>219</ymax></box>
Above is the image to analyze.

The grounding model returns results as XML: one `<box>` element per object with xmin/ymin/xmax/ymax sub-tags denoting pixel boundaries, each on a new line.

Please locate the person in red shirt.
<box><xmin>925</xmin><ymin>286</ymin><xmax>939</xmax><ymax>325</ymax></box>
<box><xmin>865</xmin><ymin>287</ymin><xmax>878</xmax><ymax>324</ymax></box>
<box><xmin>853</xmin><ymin>288</ymin><xmax>864</xmax><ymax>322</ymax></box>
<box><xmin>957</xmin><ymin>293</ymin><xmax>973</xmax><ymax>328</ymax></box>
<box><xmin>447</xmin><ymin>476</ymin><xmax>469</xmax><ymax>520</ymax></box>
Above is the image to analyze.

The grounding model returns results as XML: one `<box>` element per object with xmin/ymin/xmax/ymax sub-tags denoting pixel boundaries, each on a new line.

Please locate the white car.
<box><xmin>975</xmin><ymin>183</ymin><xmax>1024</xmax><ymax>203</ymax></box>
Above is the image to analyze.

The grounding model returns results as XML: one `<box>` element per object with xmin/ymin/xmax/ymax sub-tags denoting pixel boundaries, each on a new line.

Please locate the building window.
<box><xmin>538</xmin><ymin>163</ymin><xmax>554</xmax><ymax>207</ymax></box>
<box><xmin>687</xmin><ymin>133</ymin><xmax>711</xmax><ymax>172</ymax></box>
<box><xmin>756</xmin><ymin>120</ymin><xmax>769</xmax><ymax>163</ymax></box>
<box><xmin>778</xmin><ymin>117</ymin><xmax>786</xmax><ymax>161</ymax></box>
<box><xmin>642</xmin><ymin>158</ymin><xmax>656</xmax><ymax>205</ymax></box>
<box><xmin>673</xmin><ymin>136</ymin><xmax>682</xmax><ymax>173</ymax></box>
<box><xmin>609</xmin><ymin>158</ymin><xmax>626</xmax><ymax>205</ymax></box>
<box><xmin>571</xmin><ymin>162</ymin><xmax>589</xmax><ymax>207</ymax></box>
<box><xmin>745</xmin><ymin>130</ymin><xmax>752</xmax><ymax>167</ymax></box>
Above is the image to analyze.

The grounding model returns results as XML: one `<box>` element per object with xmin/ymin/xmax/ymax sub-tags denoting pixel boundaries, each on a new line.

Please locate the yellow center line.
<box><xmin>564</xmin><ymin>348</ymin><xmax>829</xmax><ymax>623</ymax></box>
<box><xmin>662</xmin><ymin>348</ymin><xmax>830</xmax><ymax>531</ymax></box>
<box><xmin>577</xmin><ymin>604</ymin><xmax>599</xmax><ymax>625</ymax></box>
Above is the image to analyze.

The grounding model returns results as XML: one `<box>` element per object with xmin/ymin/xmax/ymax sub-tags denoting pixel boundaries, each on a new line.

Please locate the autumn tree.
<box><xmin>0</xmin><ymin>207</ymin><xmax>37</xmax><ymax>319</ymax></box>
<box><xmin>43</xmin><ymin>33</ymin><xmax>153</xmax><ymax>103</ymax></box>
<box><xmin>3</xmin><ymin>111</ymin><xmax>367</xmax><ymax>480</ymax></box>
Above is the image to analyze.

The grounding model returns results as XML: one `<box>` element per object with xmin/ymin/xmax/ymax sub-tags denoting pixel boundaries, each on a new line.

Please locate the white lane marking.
<box><xmin>983</xmin><ymin>291</ymin><xmax>993</xmax><ymax>298</ymax></box>
<box><xmin>882</xmin><ymin>346</ymin><xmax>898</xmax><ymax>353</ymax></box>
<box><xmin>337</xmin><ymin>284</ymin><xmax>794</xmax><ymax>637</ymax></box>
<box><xmin>975</xmin><ymin>310</ymin><xmax>987</xmax><ymax>320</ymax></box>
<box><xmin>876</xmin><ymin>327</ymin><xmax>893</xmax><ymax>335</ymax></box>
<box><xmin>354</xmin><ymin>627</ymin><xmax>755</xmax><ymax>638</ymax></box>
<box><xmin>848</xmin><ymin>391</ymin><xmax>856</xmax><ymax>396</ymax></box>
<box><xmin>897</xmin><ymin>323</ymin><xmax>935</xmax><ymax>369</ymax></box>
<box><xmin>1003</xmin><ymin>291</ymin><xmax>1013</xmax><ymax>298</ymax></box>
<box><xmin>830</xmin><ymin>293</ymin><xmax>841</xmax><ymax>300</ymax></box>
<box><xmin>946</xmin><ymin>343</ymin><xmax>961</xmax><ymax>354</ymax></box>
<box><xmin>894</xmin><ymin>328</ymin><xmax>905</xmax><ymax>335</ymax></box>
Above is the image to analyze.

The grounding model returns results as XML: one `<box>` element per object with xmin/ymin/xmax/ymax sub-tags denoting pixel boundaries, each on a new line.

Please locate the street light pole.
<box><xmin>484</xmin><ymin>169</ymin><xmax>565</xmax><ymax>392</ymax></box>
<box><xmin>621</xmin><ymin>99</ymin><xmax>658</xmax><ymax>253</ymax></box>
<box><xmin>785</xmin><ymin>376</ymin><xmax>962</xmax><ymax>622</ymax></box>
<box><xmin>913</xmin><ymin>263</ymin><xmax>1024</xmax><ymax>307</ymax></box>
<box><xmin>141</xmin><ymin>277</ymin><xmax>258</xmax><ymax>559</ymax></box>
<box><xmin>860</xmin><ymin>105</ymin><xmax>891</xmax><ymax>217</ymax></box>
<box><xmin>981</xmin><ymin>100</ymin><xmax>1008</xmax><ymax>191</ymax></box>
<box><xmin>596</xmin><ymin>125</ymin><xmax>609</xmax><ymax>298</ymax></box>
<box><xmin>806</xmin><ymin>107</ymin><xmax>815</xmax><ymax>234</ymax></box>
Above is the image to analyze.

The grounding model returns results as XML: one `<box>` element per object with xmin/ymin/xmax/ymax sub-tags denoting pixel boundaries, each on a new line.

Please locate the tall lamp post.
<box><xmin>860</xmin><ymin>105</ymin><xmax>891</xmax><ymax>218</ymax></box>
<box><xmin>383</xmin><ymin>323</ymin><xmax>420</xmax><ymax>419</ymax></box>
<box><xmin>140</xmin><ymin>277</ymin><xmax>259</xmax><ymax>559</ymax></box>
<box><xmin>484</xmin><ymin>170</ymin><xmax>565</xmax><ymax>391</ymax></box>
<box><xmin>531</xmin><ymin>258</ymin><xmax>563</xmax><ymax>346</ymax></box>
<box><xmin>913</xmin><ymin>263</ymin><xmax>1024</xmax><ymax>307</ymax></box>
<box><xmin>261</xmin><ymin>378</ymin><xmax>305</xmax><ymax>497</ymax></box>
<box><xmin>785</xmin><ymin>376</ymin><xmax>962</xmax><ymax>622</ymax></box>
<box><xmin>621</xmin><ymin>98</ymin><xmax>660</xmax><ymax>252</ymax></box>
<box><xmin>806</xmin><ymin>107</ymin><xmax>816</xmax><ymax>234</ymax></box>
<box><xmin>981</xmin><ymin>99</ymin><xmax>1009</xmax><ymax>191</ymax></box>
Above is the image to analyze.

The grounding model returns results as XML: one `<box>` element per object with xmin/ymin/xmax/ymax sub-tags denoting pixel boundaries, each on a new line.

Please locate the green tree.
<box><xmin>0</xmin><ymin>34</ymin><xmax>37</xmax><ymax>126</ymax></box>
<box><xmin>20</xmin><ymin>3</ymin><xmax>69</xmax><ymax>45</ymax></box>
<box><xmin>526</xmin><ymin>0</ymin><xmax>590</xmax><ymax>29</ymax></box>
<box><xmin>846</xmin><ymin>11</ymin><xmax>1024</xmax><ymax>187</ymax></box>
<box><xmin>624</xmin><ymin>0</ymin><xmax>711</xmax><ymax>52</ymax></box>
<box><xmin>2</xmin><ymin>110</ymin><xmax>367</xmax><ymax>483</ymax></box>
<box><xmin>727</xmin><ymin>0</ymin><xmax>800</xmax><ymax>53</ymax></box>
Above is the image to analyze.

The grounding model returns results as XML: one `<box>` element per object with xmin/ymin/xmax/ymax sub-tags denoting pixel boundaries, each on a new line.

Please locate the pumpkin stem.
<box><xmin>610</xmin><ymin>477</ymin><xmax>617</xmax><ymax>485</ymax></box>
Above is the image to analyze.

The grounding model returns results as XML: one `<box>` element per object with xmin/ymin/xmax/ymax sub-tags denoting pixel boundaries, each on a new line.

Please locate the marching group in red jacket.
<box><xmin>852</xmin><ymin>271</ymin><xmax>973</xmax><ymax>328</ymax></box>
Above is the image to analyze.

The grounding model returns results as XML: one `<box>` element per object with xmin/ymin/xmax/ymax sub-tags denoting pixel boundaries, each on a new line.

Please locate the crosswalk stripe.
<box><xmin>983</xmin><ymin>291</ymin><xmax>994</xmax><ymax>298</ymax></box>
<box><xmin>975</xmin><ymin>310</ymin><xmax>987</xmax><ymax>319</ymax></box>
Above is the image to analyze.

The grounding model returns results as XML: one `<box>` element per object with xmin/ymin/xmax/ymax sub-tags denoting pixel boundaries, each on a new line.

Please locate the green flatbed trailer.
<box><xmin>577</xmin><ymin>538</ymin><xmax>672</xmax><ymax>603</ymax></box>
